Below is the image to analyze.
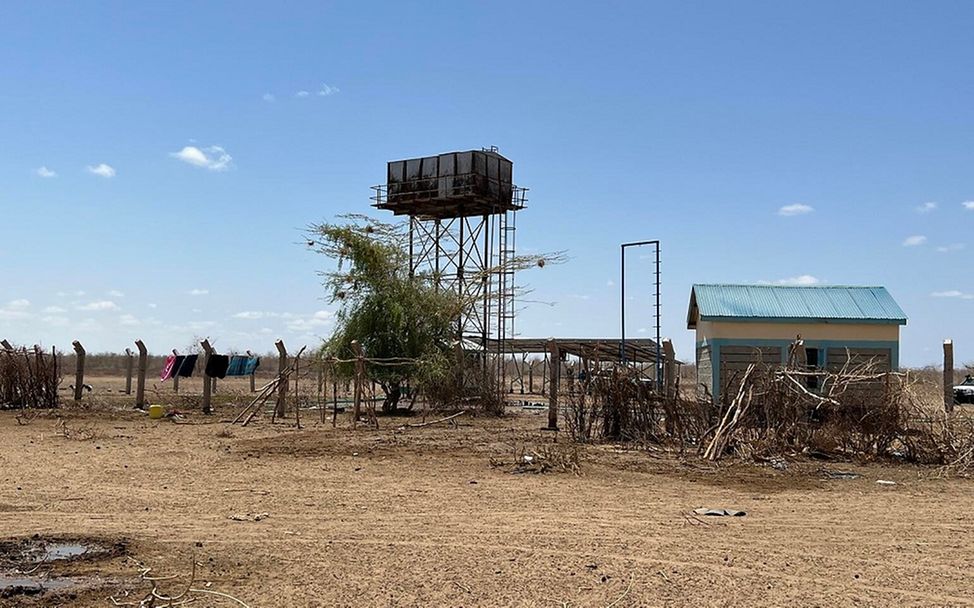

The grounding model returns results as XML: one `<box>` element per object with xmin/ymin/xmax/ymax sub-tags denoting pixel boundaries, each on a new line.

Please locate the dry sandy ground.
<box><xmin>0</xmin><ymin>403</ymin><xmax>972</xmax><ymax>608</ymax></box>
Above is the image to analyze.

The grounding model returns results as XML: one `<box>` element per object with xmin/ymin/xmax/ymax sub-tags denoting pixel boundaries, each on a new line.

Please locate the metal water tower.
<box><xmin>372</xmin><ymin>148</ymin><xmax>527</xmax><ymax>356</ymax></box>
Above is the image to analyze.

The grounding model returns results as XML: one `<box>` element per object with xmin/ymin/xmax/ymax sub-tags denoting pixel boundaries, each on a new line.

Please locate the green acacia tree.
<box><xmin>309</xmin><ymin>216</ymin><xmax>459</xmax><ymax>412</ymax></box>
<box><xmin>310</xmin><ymin>214</ymin><xmax>563</xmax><ymax>414</ymax></box>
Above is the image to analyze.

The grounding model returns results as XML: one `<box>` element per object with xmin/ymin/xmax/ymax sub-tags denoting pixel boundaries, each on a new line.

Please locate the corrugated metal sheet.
<box><xmin>689</xmin><ymin>284</ymin><xmax>907</xmax><ymax>326</ymax></box>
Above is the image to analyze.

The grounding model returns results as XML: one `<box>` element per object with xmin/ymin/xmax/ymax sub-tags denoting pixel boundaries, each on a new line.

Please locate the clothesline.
<box><xmin>160</xmin><ymin>353</ymin><xmax>260</xmax><ymax>381</ymax></box>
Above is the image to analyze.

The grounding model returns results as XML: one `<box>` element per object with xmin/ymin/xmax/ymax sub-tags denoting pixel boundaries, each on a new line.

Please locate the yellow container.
<box><xmin>147</xmin><ymin>404</ymin><xmax>165</xmax><ymax>419</ymax></box>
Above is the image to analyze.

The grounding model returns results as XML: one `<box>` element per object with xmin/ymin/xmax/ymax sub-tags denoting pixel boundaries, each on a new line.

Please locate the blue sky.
<box><xmin>0</xmin><ymin>1</ymin><xmax>972</xmax><ymax>365</ymax></box>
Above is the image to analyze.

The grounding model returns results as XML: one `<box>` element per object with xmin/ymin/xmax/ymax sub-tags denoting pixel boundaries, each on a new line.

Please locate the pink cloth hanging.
<box><xmin>160</xmin><ymin>354</ymin><xmax>177</xmax><ymax>381</ymax></box>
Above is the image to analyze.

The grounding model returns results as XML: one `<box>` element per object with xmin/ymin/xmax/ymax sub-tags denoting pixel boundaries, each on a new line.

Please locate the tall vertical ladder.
<box><xmin>496</xmin><ymin>207</ymin><xmax>518</xmax><ymax>394</ymax></box>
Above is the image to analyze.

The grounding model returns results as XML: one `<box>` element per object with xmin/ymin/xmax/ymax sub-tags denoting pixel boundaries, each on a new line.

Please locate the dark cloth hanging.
<box><xmin>160</xmin><ymin>355</ymin><xmax>177</xmax><ymax>381</ymax></box>
<box><xmin>225</xmin><ymin>355</ymin><xmax>249</xmax><ymax>377</ymax></box>
<box><xmin>242</xmin><ymin>356</ymin><xmax>260</xmax><ymax>375</ymax></box>
<box><xmin>205</xmin><ymin>354</ymin><xmax>230</xmax><ymax>379</ymax></box>
<box><xmin>175</xmin><ymin>354</ymin><xmax>197</xmax><ymax>378</ymax></box>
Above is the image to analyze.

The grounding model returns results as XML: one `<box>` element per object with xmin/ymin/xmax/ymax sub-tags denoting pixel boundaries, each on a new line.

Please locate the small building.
<box><xmin>686</xmin><ymin>284</ymin><xmax>907</xmax><ymax>401</ymax></box>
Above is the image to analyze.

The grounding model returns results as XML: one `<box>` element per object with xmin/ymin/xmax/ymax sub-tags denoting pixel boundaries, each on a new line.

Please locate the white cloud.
<box><xmin>86</xmin><ymin>163</ymin><xmax>116</xmax><ymax>178</ymax></box>
<box><xmin>7</xmin><ymin>299</ymin><xmax>30</xmax><ymax>309</ymax></box>
<box><xmin>776</xmin><ymin>275</ymin><xmax>821</xmax><ymax>286</ymax></box>
<box><xmin>170</xmin><ymin>145</ymin><xmax>233</xmax><ymax>171</ymax></box>
<box><xmin>930</xmin><ymin>290</ymin><xmax>974</xmax><ymax>299</ymax></box>
<box><xmin>119</xmin><ymin>314</ymin><xmax>140</xmax><ymax>326</ymax></box>
<box><xmin>916</xmin><ymin>201</ymin><xmax>937</xmax><ymax>213</ymax></box>
<box><xmin>189</xmin><ymin>289</ymin><xmax>209</xmax><ymax>296</ymax></box>
<box><xmin>108</xmin><ymin>289</ymin><xmax>125</xmax><ymax>297</ymax></box>
<box><xmin>262</xmin><ymin>93</ymin><xmax>276</xmax><ymax>102</ymax></box>
<box><xmin>902</xmin><ymin>235</ymin><xmax>927</xmax><ymax>247</ymax></box>
<box><xmin>778</xmin><ymin>203</ymin><xmax>814</xmax><ymax>217</ymax></box>
<box><xmin>936</xmin><ymin>243</ymin><xmax>965</xmax><ymax>253</ymax></box>
<box><xmin>147</xmin><ymin>303</ymin><xmax>157</xmax><ymax>309</ymax></box>
<box><xmin>295</xmin><ymin>90</ymin><xmax>310</xmax><ymax>98</ymax></box>
<box><xmin>75</xmin><ymin>318</ymin><xmax>103</xmax><ymax>331</ymax></box>
<box><xmin>285</xmin><ymin>310</ymin><xmax>333</xmax><ymax>332</ymax></box>
<box><xmin>41</xmin><ymin>315</ymin><xmax>69</xmax><ymax>326</ymax></box>
<box><xmin>963</xmin><ymin>201</ymin><xmax>974</xmax><ymax>210</ymax></box>
<box><xmin>43</xmin><ymin>305</ymin><xmax>66</xmax><ymax>314</ymax></box>
<box><xmin>78</xmin><ymin>300</ymin><xmax>119</xmax><ymax>311</ymax></box>
<box><xmin>606</xmin><ymin>280</ymin><xmax>615</xmax><ymax>287</ymax></box>
<box><xmin>233</xmin><ymin>311</ymin><xmax>279</xmax><ymax>319</ymax></box>
<box><xmin>318</xmin><ymin>83</ymin><xmax>340</xmax><ymax>96</ymax></box>
<box><xmin>36</xmin><ymin>166</ymin><xmax>57</xmax><ymax>178</ymax></box>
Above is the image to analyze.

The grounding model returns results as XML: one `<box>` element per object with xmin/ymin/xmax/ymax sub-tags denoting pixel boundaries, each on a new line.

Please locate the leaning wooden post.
<box><xmin>944</xmin><ymin>339</ymin><xmax>954</xmax><ymax>413</ymax></box>
<box><xmin>275</xmin><ymin>340</ymin><xmax>288</xmax><ymax>418</ymax></box>
<box><xmin>0</xmin><ymin>339</ymin><xmax>12</xmax><ymax>350</ymax></box>
<box><xmin>71</xmin><ymin>340</ymin><xmax>86</xmax><ymax>401</ymax></box>
<box><xmin>546</xmin><ymin>339</ymin><xmax>560</xmax><ymax>430</ymax></box>
<box><xmin>124</xmin><ymin>348</ymin><xmax>134</xmax><ymax>395</ymax></box>
<box><xmin>201</xmin><ymin>339</ymin><xmax>214</xmax><ymax>415</ymax></box>
<box><xmin>351</xmin><ymin>341</ymin><xmax>365</xmax><ymax>429</ymax></box>
<box><xmin>134</xmin><ymin>339</ymin><xmax>148</xmax><ymax>409</ymax></box>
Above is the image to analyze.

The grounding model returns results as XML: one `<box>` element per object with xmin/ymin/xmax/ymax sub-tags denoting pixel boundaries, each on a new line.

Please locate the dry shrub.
<box><xmin>55</xmin><ymin>418</ymin><xmax>97</xmax><ymax>441</ymax></box>
<box><xmin>490</xmin><ymin>440</ymin><xmax>581</xmax><ymax>475</ymax></box>
<box><xmin>0</xmin><ymin>345</ymin><xmax>60</xmax><ymax>410</ymax></box>
<box><xmin>563</xmin><ymin>354</ymin><xmax>974</xmax><ymax>470</ymax></box>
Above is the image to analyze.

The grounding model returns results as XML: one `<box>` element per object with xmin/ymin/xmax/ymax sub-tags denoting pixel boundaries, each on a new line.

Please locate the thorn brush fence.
<box><xmin>0</xmin><ymin>345</ymin><xmax>60</xmax><ymax>409</ymax></box>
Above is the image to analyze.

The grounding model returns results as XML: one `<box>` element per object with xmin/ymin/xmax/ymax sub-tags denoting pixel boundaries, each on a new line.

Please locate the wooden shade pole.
<box><xmin>546</xmin><ymin>339</ymin><xmax>560</xmax><ymax>430</ymax></box>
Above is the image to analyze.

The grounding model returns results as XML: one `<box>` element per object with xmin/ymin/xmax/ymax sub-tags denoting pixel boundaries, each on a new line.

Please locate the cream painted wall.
<box><xmin>696</xmin><ymin>320</ymin><xmax>899</xmax><ymax>343</ymax></box>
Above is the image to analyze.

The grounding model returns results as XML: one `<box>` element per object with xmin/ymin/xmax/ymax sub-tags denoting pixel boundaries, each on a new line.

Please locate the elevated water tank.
<box><xmin>377</xmin><ymin>149</ymin><xmax>517</xmax><ymax>219</ymax></box>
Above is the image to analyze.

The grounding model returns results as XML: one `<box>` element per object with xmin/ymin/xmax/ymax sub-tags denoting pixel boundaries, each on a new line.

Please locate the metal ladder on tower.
<box><xmin>496</xmin><ymin>208</ymin><xmax>518</xmax><ymax>393</ymax></box>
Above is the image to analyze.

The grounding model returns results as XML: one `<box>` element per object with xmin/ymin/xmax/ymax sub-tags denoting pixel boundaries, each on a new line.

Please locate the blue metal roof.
<box><xmin>687</xmin><ymin>284</ymin><xmax>907</xmax><ymax>328</ymax></box>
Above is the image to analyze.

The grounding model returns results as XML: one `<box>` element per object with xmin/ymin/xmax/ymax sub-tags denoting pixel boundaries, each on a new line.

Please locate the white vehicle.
<box><xmin>955</xmin><ymin>375</ymin><xmax>974</xmax><ymax>405</ymax></box>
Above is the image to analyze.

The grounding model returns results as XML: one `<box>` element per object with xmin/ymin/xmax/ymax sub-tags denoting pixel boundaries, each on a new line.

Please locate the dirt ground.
<box><xmin>1</xmin><ymin>398</ymin><xmax>973</xmax><ymax>607</ymax></box>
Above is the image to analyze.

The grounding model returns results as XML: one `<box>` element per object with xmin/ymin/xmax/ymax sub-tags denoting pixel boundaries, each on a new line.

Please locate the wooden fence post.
<box><xmin>71</xmin><ymin>340</ymin><xmax>86</xmax><ymax>401</ymax></box>
<box><xmin>0</xmin><ymin>339</ymin><xmax>12</xmax><ymax>350</ymax></box>
<box><xmin>317</xmin><ymin>360</ymin><xmax>325</xmax><ymax>424</ymax></box>
<box><xmin>201</xmin><ymin>339</ymin><xmax>214</xmax><ymax>415</ymax></box>
<box><xmin>275</xmin><ymin>340</ymin><xmax>288</xmax><ymax>417</ymax></box>
<box><xmin>124</xmin><ymin>348</ymin><xmax>134</xmax><ymax>395</ymax></box>
<box><xmin>546</xmin><ymin>339</ymin><xmax>560</xmax><ymax>430</ymax></box>
<box><xmin>247</xmin><ymin>350</ymin><xmax>256</xmax><ymax>393</ymax></box>
<box><xmin>663</xmin><ymin>339</ymin><xmax>676</xmax><ymax>399</ymax></box>
<box><xmin>331</xmin><ymin>359</ymin><xmax>339</xmax><ymax>428</ymax></box>
<box><xmin>351</xmin><ymin>341</ymin><xmax>365</xmax><ymax>428</ymax></box>
<box><xmin>171</xmin><ymin>349</ymin><xmax>180</xmax><ymax>393</ymax></box>
<box><xmin>945</xmin><ymin>339</ymin><xmax>954</xmax><ymax>413</ymax></box>
<box><xmin>135</xmin><ymin>339</ymin><xmax>148</xmax><ymax>409</ymax></box>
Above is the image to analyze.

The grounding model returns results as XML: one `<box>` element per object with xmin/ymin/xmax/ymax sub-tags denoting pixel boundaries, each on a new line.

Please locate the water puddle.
<box><xmin>39</xmin><ymin>542</ymin><xmax>89</xmax><ymax>562</ymax></box>
<box><xmin>0</xmin><ymin>574</ymin><xmax>78</xmax><ymax>597</ymax></box>
<box><xmin>0</xmin><ymin>535</ymin><xmax>126</xmax><ymax>598</ymax></box>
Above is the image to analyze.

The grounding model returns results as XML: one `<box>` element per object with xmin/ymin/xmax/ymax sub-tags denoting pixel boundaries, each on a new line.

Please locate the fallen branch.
<box><xmin>398</xmin><ymin>410</ymin><xmax>466</xmax><ymax>429</ymax></box>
